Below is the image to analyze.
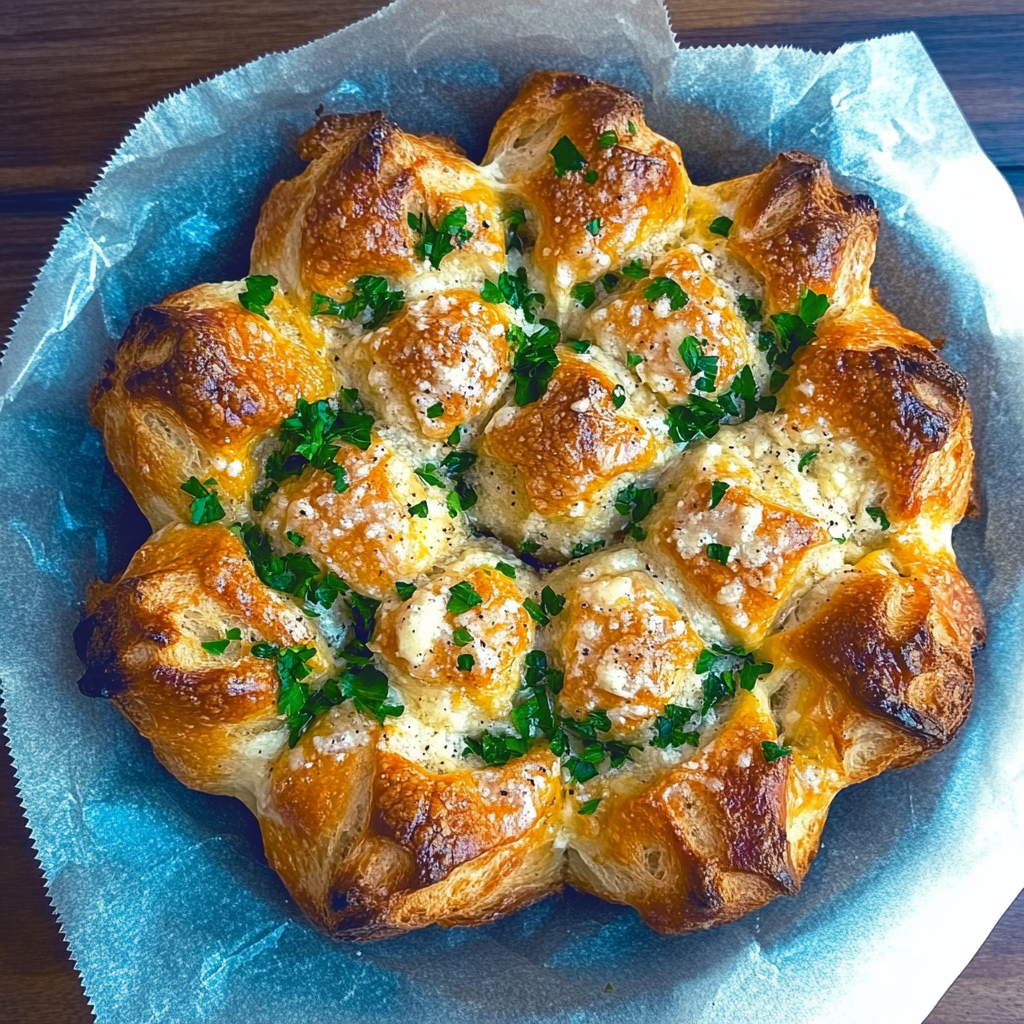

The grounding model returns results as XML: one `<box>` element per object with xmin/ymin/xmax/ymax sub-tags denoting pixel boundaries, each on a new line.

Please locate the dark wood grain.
<box><xmin>1</xmin><ymin>3</ymin><xmax>1022</xmax><ymax>1022</ymax></box>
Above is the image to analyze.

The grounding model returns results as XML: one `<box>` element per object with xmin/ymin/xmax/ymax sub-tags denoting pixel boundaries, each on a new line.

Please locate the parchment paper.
<box><xmin>2</xmin><ymin>1</ymin><xmax>1023</xmax><ymax>1022</ymax></box>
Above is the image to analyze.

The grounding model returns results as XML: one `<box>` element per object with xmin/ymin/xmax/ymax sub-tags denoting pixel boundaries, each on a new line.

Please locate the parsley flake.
<box><xmin>706</xmin><ymin>543</ymin><xmax>731</xmax><ymax>565</ymax></box>
<box><xmin>512</xmin><ymin>320</ymin><xmax>560</xmax><ymax>406</ymax></box>
<box><xmin>627</xmin><ymin>120</ymin><xmax>637</xmax><ymax>135</ymax></box>
<box><xmin>621</xmin><ymin>258</ymin><xmax>649</xmax><ymax>280</ymax></box>
<box><xmin>583</xmin><ymin>169</ymin><xmax>599</xmax><ymax>185</ymax></box>
<box><xmin>480</xmin><ymin>267</ymin><xmax>544</xmax><ymax>322</ymax></box>
<box><xmin>286</xmin><ymin>530</ymin><xmax>304</xmax><ymax>547</ymax></box>
<box><xmin>737</xmin><ymin>294</ymin><xmax>762</xmax><ymax>324</ymax></box>
<box><xmin>311</xmin><ymin>276</ymin><xmax>404</xmax><ymax>331</ymax></box>
<box><xmin>571</xmin><ymin>281</ymin><xmax>597</xmax><ymax>308</ymax></box>
<box><xmin>709</xmin><ymin>480</ymin><xmax>730</xmax><ymax>509</ymax></box>
<box><xmin>447</xmin><ymin>581</ymin><xmax>483</xmax><ymax>615</ymax></box>
<box><xmin>597</xmin><ymin>130</ymin><xmax>618</xmax><ymax>149</ymax></box>
<box><xmin>611</xmin><ymin>384</ymin><xmax>626</xmax><ymax>409</ymax></box>
<box><xmin>426</xmin><ymin>401</ymin><xmax>444</xmax><ymax>420</ymax></box>
<box><xmin>446</xmin><ymin>424</ymin><xmax>463</xmax><ymax>446</ymax></box>
<box><xmin>644</xmin><ymin>277</ymin><xmax>688</xmax><ymax>310</ymax></box>
<box><xmin>650</xmin><ymin>704</ymin><xmax>699</xmax><ymax>749</ymax></box>
<box><xmin>586</xmin><ymin>217</ymin><xmax>601</xmax><ymax>236</ymax></box>
<box><xmin>408</xmin><ymin>207</ymin><xmax>473</xmax><ymax>269</ymax></box>
<box><xmin>181</xmin><ymin>476</ymin><xmax>225</xmax><ymax>525</ymax></box>
<box><xmin>500</xmin><ymin>208</ymin><xmax>526</xmax><ymax>252</ymax></box>
<box><xmin>578</xmin><ymin>797</ymin><xmax>602</xmax><ymax>815</ymax></box>
<box><xmin>452</xmin><ymin>627</ymin><xmax>474</xmax><ymax>646</ymax></box>
<box><xmin>566</xmin><ymin>339</ymin><xmax>591</xmax><ymax>353</ymax></box>
<box><xmin>615</xmin><ymin>483</ymin><xmax>659</xmax><ymax>541</ymax></box>
<box><xmin>201</xmin><ymin>638</ymin><xmax>231</xmax><ymax>656</ymax></box>
<box><xmin>407</xmin><ymin>500</ymin><xmax>428</xmax><ymax>518</ymax></box>
<box><xmin>761</xmin><ymin>740</ymin><xmax>792</xmax><ymax>762</ymax></box>
<box><xmin>627</xmin><ymin>352</ymin><xmax>643</xmax><ymax>369</ymax></box>
<box><xmin>238</xmin><ymin>274</ymin><xmax>276</xmax><ymax>319</ymax></box>
<box><xmin>495</xmin><ymin>561</ymin><xmax>517</xmax><ymax>578</ymax></box>
<box><xmin>798</xmin><ymin>450</ymin><xmax>819</xmax><ymax>472</ymax></box>
<box><xmin>395</xmin><ymin>581</ymin><xmax>416</xmax><ymax>601</ymax></box>
<box><xmin>866</xmin><ymin>505</ymin><xmax>891</xmax><ymax>530</ymax></box>
<box><xmin>463</xmin><ymin>731</ymin><xmax>528</xmax><ymax>765</ymax></box>
<box><xmin>570</xmin><ymin>538</ymin><xmax>606</xmax><ymax>558</ymax></box>
<box><xmin>550</xmin><ymin>135</ymin><xmax>588</xmax><ymax>177</ymax></box>
<box><xmin>457</xmin><ymin>653</ymin><xmax>475</xmax><ymax>672</ymax></box>
<box><xmin>708</xmin><ymin>216</ymin><xmax>733</xmax><ymax>237</ymax></box>
<box><xmin>416</xmin><ymin>463</ymin><xmax>446</xmax><ymax>488</ymax></box>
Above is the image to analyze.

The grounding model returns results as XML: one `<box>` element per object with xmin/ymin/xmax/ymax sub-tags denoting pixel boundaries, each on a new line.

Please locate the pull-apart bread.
<box><xmin>78</xmin><ymin>71</ymin><xmax>983</xmax><ymax>939</ymax></box>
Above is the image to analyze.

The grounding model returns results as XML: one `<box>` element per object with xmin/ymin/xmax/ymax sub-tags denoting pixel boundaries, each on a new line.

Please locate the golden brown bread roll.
<box><xmin>78</xmin><ymin>72</ymin><xmax>984</xmax><ymax>941</ymax></box>
<box><xmin>91</xmin><ymin>280</ymin><xmax>336</xmax><ymax>528</ymax></box>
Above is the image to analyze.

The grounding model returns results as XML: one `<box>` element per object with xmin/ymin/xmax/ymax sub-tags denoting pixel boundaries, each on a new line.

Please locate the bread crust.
<box><xmin>78</xmin><ymin>74</ymin><xmax>983</xmax><ymax>940</ymax></box>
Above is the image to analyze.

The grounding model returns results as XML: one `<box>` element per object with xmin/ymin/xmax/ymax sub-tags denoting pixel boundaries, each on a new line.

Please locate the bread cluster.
<box><xmin>76</xmin><ymin>71</ymin><xmax>983</xmax><ymax>938</ymax></box>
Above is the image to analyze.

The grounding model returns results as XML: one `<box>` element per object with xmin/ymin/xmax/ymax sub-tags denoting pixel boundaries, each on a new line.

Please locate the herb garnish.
<box><xmin>615</xmin><ymin>483</ymin><xmax>659</xmax><ymax>541</ymax></box>
<box><xmin>761</xmin><ymin>740</ymin><xmax>792</xmax><ymax>762</ymax></box>
<box><xmin>395</xmin><ymin>581</ymin><xmax>416</xmax><ymax>601</ymax></box>
<box><xmin>578</xmin><ymin>797</ymin><xmax>602</xmax><ymax>815</ymax></box>
<box><xmin>692</xmin><ymin>645</ymin><xmax>773</xmax><ymax>717</ymax></box>
<box><xmin>611</xmin><ymin>384</ymin><xmax>626</xmax><ymax>409</ymax></box>
<box><xmin>626</xmin><ymin>352</ymin><xmax>643</xmax><ymax>369</ymax></box>
<box><xmin>761</xmin><ymin>288</ymin><xmax>831</xmax><ymax>394</ymax></box>
<box><xmin>181</xmin><ymin>476</ymin><xmax>225</xmax><ymax>525</ymax></box>
<box><xmin>709</xmin><ymin>480</ymin><xmax>730</xmax><ymax>509</ymax></box>
<box><xmin>452</xmin><ymin>627</ymin><xmax>474</xmax><ymax>646</ymax></box>
<box><xmin>311</xmin><ymin>276</ymin><xmax>404</xmax><ymax>331</ymax></box>
<box><xmin>798</xmin><ymin>450</ymin><xmax>819</xmax><ymax>472</ymax></box>
<box><xmin>644</xmin><ymin>277</ymin><xmax>688</xmax><ymax>310</ymax></box>
<box><xmin>500</xmin><ymin>208</ymin><xmax>526</xmax><ymax>252</ymax></box>
<box><xmin>550</xmin><ymin>135</ymin><xmax>587</xmax><ymax>177</ymax></box>
<box><xmin>447</xmin><ymin>580</ymin><xmax>483</xmax><ymax>616</ymax></box>
<box><xmin>457</xmin><ymin>653</ymin><xmax>475</xmax><ymax>672</ymax></box>
<box><xmin>407</xmin><ymin>500</ymin><xmax>428</xmax><ymax>518</ymax></box>
<box><xmin>571</xmin><ymin>281</ymin><xmax>597</xmax><ymax>308</ymax></box>
<box><xmin>650</xmin><ymin>704</ymin><xmax>699</xmax><ymax>749</ymax></box>
<box><xmin>866</xmin><ymin>505</ymin><xmax>891</xmax><ymax>530</ymax></box>
<box><xmin>408</xmin><ymin>207</ymin><xmax>473</xmax><ymax>269</ymax></box>
<box><xmin>586</xmin><ymin>217</ymin><xmax>601</xmax><ymax>237</ymax></box>
<box><xmin>706</xmin><ymin>543</ymin><xmax>731</xmax><ymax>566</ymax></box>
<box><xmin>737</xmin><ymin>294</ymin><xmax>762</xmax><ymax>324</ymax></box>
<box><xmin>570</xmin><ymin>538</ymin><xmax>606</xmax><ymax>558</ymax></box>
<box><xmin>238</xmin><ymin>274</ymin><xmax>276</xmax><ymax>319</ymax></box>
<box><xmin>481</xmin><ymin>267</ymin><xmax>545</xmax><ymax>323</ymax></box>
<box><xmin>200</xmin><ymin>627</ymin><xmax>242</xmax><ymax>656</ymax></box>
<box><xmin>511</xmin><ymin>320</ymin><xmax>560</xmax><ymax>406</ymax></box>
<box><xmin>495</xmin><ymin>561</ymin><xmax>517</xmax><ymax>578</ymax></box>
<box><xmin>584</xmin><ymin>169</ymin><xmax>599</xmax><ymax>185</ymax></box>
<box><xmin>708</xmin><ymin>216</ymin><xmax>733</xmax><ymax>237</ymax></box>
<box><xmin>597</xmin><ymin>130</ymin><xmax>618</xmax><ymax>149</ymax></box>
<box><xmin>621</xmin><ymin>258</ymin><xmax>649</xmax><ymax>280</ymax></box>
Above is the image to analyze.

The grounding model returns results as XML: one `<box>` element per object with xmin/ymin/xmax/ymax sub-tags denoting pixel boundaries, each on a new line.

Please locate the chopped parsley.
<box><xmin>627</xmin><ymin>352</ymin><xmax>643</xmax><ymax>369</ymax></box>
<box><xmin>480</xmin><ymin>267</ymin><xmax>544</xmax><ymax>322</ymax></box>
<box><xmin>395</xmin><ymin>581</ymin><xmax>416</xmax><ymax>601</ymax></box>
<box><xmin>457</xmin><ymin>653</ymin><xmax>475</xmax><ymax>672</ymax></box>
<box><xmin>706</xmin><ymin>543</ymin><xmax>731</xmax><ymax>566</ymax></box>
<box><xmin>550</xmin><ymin>135</ymin><xmax>587</xmax><ymax>177</ymax></box>
<box><xmin>262</xmin><ymin>391</ymin><xmax>372</xmax><ymax>496</ymax></box>
<box><xmin>678</xmin><ymin>335</ymin><xmax>718</xmax><ymax>393</ymax></box>
<box><xmin>425</xmin><ymin>401</ymin><xmax>444</xmax><ymax>420</ymax></box>
<box><xmin>571</xmin><ymin>281</ymin><xmax>597</xmax><ymax>308</ymax></box>
<box><xmin>570</xmin><ymin>538</ymin><xmax>606</xmax><ymax>558</ymax></box>
<box><xmin>407</xmin><ymin>500</ymin><xmax>428</xmax><ymax>518</ymax></box>
<box><xmin>627</xmin><ymin>120</ymin><xmax>637</xmax><ymax>135</ymax></box>
<box><xmin>440</xmin><ymin>449</ymin><xmax>477</xmax><ymax>477</ymax></box>
<box><xmin>463</xmin><ymin>731</ymin><xmax>528</xmax><ymax>765</ymax></box>
<box><xmin>665</xmin><ymin>363</ymin><xmax>770</xmax><ymax>445</ymax></box>
<box><xmin>597</xmin><ymin>130</ymin><xmax>618</xmax><ymax>149</ymax></box>
<box><xmin>566</xmin><ymin>339</ymin><xmax>591</xmax><ymax>354</ymax></box>
<box><xmin>522</xmin><ymin>598</ymin><xmax>548</xmax><ymax>626</ymax></box>
<box><xmin>709</xmin><ymin>480</ymin><xmax>730</xmax><ymax>509</ymax></box>
<box><xmin>621</xmin><ymin>258</ymin><xmax>649</xmax><ymax>280</ymax></box>
<box><xmin>615</xmin><ymin>483</ymin><xmax>659</xmax><ymax>541</ymax></box>
<box><xmin>761</xmin><ymin>740</ymin><xmax>792</xmax><ymax>763</ymax></box>
<box><xmin>452</xmin><ymin>627</ymin><xmax>474</xmax><ymax>646</ymax></box>
<box><xmin>495</xmin><ymin>561</ymin><xmax>517</xmax><ymax>578</ymax></box>
<box><xmin>693</xmin><ymin>645</ymin><xmax>773</xmax><ymax>717</ymax></box>
<box><xmin>181</xmin><ymin>476</ymin><xmax>225</xmax><ymax>525</ymax></box>
<box><xmin>511</xmin><ymin>320</ymin><xmax>560</xmax><ymax>406</ymax></box>
<box><xmin>286</xmin><ymin>530</ymin><xmax>304</xmax><ymax>547</ymax></box>
<box><xmin>500</xmin><ymin>208</ymin><xmax>526</xmax><ymax>252</ymax></box>
<box><xmin>200</xmin><ymin>627</ymin><xmax>242</xmax><ymax>656</ymax></box>
<box><xmin>447</xmin><ymin>580</ymin><xmax>483</xmax><ymax>615</ymax></box>
<box><xmin>238</xmin><ymin>274</ymin><xmax>276</xmax><ymax>319</ymax></box>
<box><xmin>643</xmin><ymin>277</ymin><xmax>688</xmax><ymax>310</ymax></box>
<box><xmin>650</xmin><ymin>704</ymin><xmax>699</xmax><ymax>749</ymax></box>
<box><xmin>866</xmin><ymin>505</ymin><xmax>891</xmax><ymax>530</ymax></box>
<box><xmin>583</xmin><ymin>169</ymin><xmax>599</xmax><ymax>185</ymax></box>
<box><xmin>311</xmin><ymin>276</ymin><xmax>404</xmax><ymax>331</ymax></box>
<box><xmin>737</xmin><ymin>294</ymin><xmax>762</xmax><ymax>324</ymax></box>
<box><xmin>446</xmin><ymin>424</ymin><xmax>463</xmax><ymax>446</ymax></box>
<box><xmin>708</xmin><ymin>216</ymin><xmax>733</xmax><ymax>237</ymax></box>
<box><xmin>760</xmin><ymin>288</ymin><xmax>831</xmax><ymax>393</ymax></box>
<box><xmin>611</xmin><ymin>384</ymin><xmax>626</xmax><ymax>409</ymax></box>
<box><xmin>233</xmin><ymin>521</ymin><xmax>350</xmax><ymax>610</ymax></box>
<box><xmin>408</xmin><ymin>207</ymin><xmax>473</xmax><ymax>269</ymax></box>
<box><xmin>586</xmin><ymin>217</ymin><xmax>601</xmax><ymax>237</ymax></box>
<box><xmin>446</xmin><ymin>479</ymin><xmax>477</xmax><ymax>517</ymax></box>
<box><xmin>519</xmin><ymin>538</ymin><xmax>541</xmax><ymax>556</ymax></box>
<box><xmin>416</xmin><ymin>463</ymin><xmax>446</xmax><ymax>489</ymax></box>
<box><xmin>578</xmin><ymin>797</ymin><xmax>602</xmax><ymax>815</ymax></box>
<box><xmin>798</xmin><ymin>450</ymin><xmax>819</xmax><ymax>472</ymax></box>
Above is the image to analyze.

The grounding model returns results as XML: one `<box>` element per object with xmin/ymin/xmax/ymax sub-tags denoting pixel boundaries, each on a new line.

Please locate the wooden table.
<box><xmin>1</xmin><ymin>2</ymin><xmax>1021</xmax><ymax>1021</ymax></box>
